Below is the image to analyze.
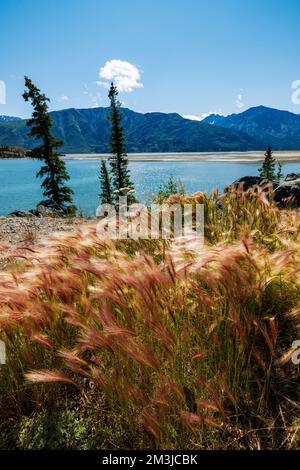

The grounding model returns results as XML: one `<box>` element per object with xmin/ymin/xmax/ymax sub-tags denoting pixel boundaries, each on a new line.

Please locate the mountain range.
<box><xmin>203</xmin><ymin>105</ymin><xmax>300</xmax><ymax>150</ymax></box>
<box><xmin>0</xmin><ymin>115</ymin><xmax>22</xmax><ymax>123</ymax></box>
<box><xmin>0</xmin><ymin>105</ymin><xmax>300</xmax><ymax>153</ymax></box>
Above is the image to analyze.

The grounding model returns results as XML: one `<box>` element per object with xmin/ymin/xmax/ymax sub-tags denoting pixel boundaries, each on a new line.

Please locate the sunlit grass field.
<box><xmin>0</xmin><ymin>186</ymin><xmax>300</xmax><ymax>449</ymax></box>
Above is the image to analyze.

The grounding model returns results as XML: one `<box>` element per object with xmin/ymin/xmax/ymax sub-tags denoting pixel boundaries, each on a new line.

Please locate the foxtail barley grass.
<box><xmin>0</xmin><ymin>188</ymin><xmax>300</xmax><ymax>449</ymax></box>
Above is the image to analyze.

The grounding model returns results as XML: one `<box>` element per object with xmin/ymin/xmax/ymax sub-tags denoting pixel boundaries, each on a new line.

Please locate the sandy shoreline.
<box><xmin>2</xmin><ymin>151</ymin><xmax>300</xmax><ymax>163</ymax></box>
<box><xmin>63</xmin><ymin>151</ymin><xmax>300</xmax><ymax>163</ymax></box>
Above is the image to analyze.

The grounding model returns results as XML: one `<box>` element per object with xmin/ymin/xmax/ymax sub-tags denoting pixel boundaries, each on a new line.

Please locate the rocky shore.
<box><xmin>0</xmin><ymin>146</ymin><xmax>30</xmax><ymax>159</ymax></box>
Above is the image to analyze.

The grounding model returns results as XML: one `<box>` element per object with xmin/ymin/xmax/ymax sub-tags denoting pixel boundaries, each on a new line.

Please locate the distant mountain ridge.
<box><xmin>0</xmin><ymin>107</ymin><xmax>262</xmax><ymax>153</ymax></box>
<box><xmin>1</xmin><ymin>105</ymin><xmax>300</xmax><ymax>153</ymax></box>
<box><xmin>0</xmin><ymin>115</ymin><xmax>22</xmax><ymax>123</ymax></box>
<box><xmin>203</xmin><ymin>105</ymin><xmax>300</xmax><ymax>149</ymax></box>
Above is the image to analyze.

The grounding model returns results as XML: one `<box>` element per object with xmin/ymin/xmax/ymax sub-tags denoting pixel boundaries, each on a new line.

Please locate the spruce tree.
<box><xmin>99</xmin><ymin>159</ymin><xmax>113</xmax><ymax>204</ymax></box>
<box><xmin>276</xmin><ymin>162</ymin><xmax>284</xmax><ymax>182</ymax></box>
<box><xmin>258</xmin><ymin>146</ymin><xmax>277</xmax><ymax>180</ymax></box>
<box><xmin>108</xmin><ymin>82</ymin><xmax>135</xmax><ymax>203</ymax></box>
<box><xmin>23</xmin><ymin>76</ymin><xmax>74</xmax><ymax>213</ymax></box>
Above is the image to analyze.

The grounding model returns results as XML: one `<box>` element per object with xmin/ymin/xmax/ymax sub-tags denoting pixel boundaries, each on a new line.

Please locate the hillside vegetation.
<box><xmin>3</xmin><ymin>105</ymin><xmax>300</xmax><ymax>153</ymax></box>
<box><xmin>0</xmin><ymin>108</ymin><xmax>262</xmax><ymax>153</ymax></box>
<box><xmin>0</xmin><ymin>187</ymin><xmax>300</xmax><ymax>449</ymax></box>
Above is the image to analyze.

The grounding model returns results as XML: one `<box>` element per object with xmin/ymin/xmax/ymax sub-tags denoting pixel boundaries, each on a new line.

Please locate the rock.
<box><xmin>228</xmin><ymin>173</ymin><xmax>300</xmax><ymax>208</ymax></box>
<box><xmin>9</xmin><ymin>204</ymin><xmax>63</xmax><ymax>219</ymax></box>
<box><xmin>35</xmin><ymin>200</ymin><xmax>68</xmax><ymax>216</ymax></box>
<box><xmin>284</xmin><ymin>173</ymin><xmax>300</xmax><ymax>182</ymax></box>
<box><xmin>227</xmin><ymin>176</ymin><xmax>278</xmax><ymax>192</ymax></box>
<box><xmin>30</xmin><ymin>205</ymin><xmax>59</xmax><ymax>218</ymax></box>
<box><xmin>274</xmin><ymin>174</ymin><xmax>300</xmax><ymax>208</ymax></box>
<box><xmin>7</xmin><ymin>196</ymin><xmax>77</xmax><ymax>221</ymax></box>
<box><xmin>8</xmin><ymin>210</ymin><xmax>34</xmax><ymax>218</ymax></box>
<box><xmin>228</xmin><ymin>176</ymin><xmax>261</xmax><ymax>191</ymax></box>
<box><xmin>259</xmin><ymin>179</ymin><xmax>279</xmax><ymax>190</ymax></box>
<box><xmin>7</xmin><ymin>202</ymin><xmax>74</xmax><ymax>219</ymax></box>
<box><xmin>37</xmin><ymin>205</ymin><xmax>55</xmax><ymax>216</ymax></box>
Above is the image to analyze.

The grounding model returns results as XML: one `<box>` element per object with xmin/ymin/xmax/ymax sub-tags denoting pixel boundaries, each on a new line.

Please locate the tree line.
<box><xmin>23</xmin><ymin>78</ymin><xmax>134</xmax><ymax>214</ymax></box>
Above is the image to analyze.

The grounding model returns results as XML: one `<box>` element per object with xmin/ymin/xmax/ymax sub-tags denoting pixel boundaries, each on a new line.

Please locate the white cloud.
<box><xmin>235</xmin><ymin>93</ymin><xmax>245</xmax><ymax>109</ymax></box>
<box><xmin>59</xmin><ymin>95</ymin><xmax>69</xmax><ymax>101</ymax></box>
<box><xmin>97</xmin><ymin>59</ymin><xmax>143</xmax><ymax>93</ymax></box>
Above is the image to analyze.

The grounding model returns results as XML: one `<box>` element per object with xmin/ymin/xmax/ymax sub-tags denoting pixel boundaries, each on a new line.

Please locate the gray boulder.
<box><xmin>8</xmin><ymin>210</ymin><xmax>34</xmax><ymax>218</ymax></box>
<box><xmin>274</xmin><ymin>174</ymin><xmax>300</xmax><ymax>208</ymax></box>
<box><xmin>227</xmin><ymin>173</ymin><xmax>300</xmax><ymax>208</ymax></box>
<box><xmin>8</xmin><ymin>204</ymin><xmax>63</xmax><ymax>218</ymax></box>
<box><xmin>227</xmin><ymin>176</ymin><xmax>278</xmax><ymax>192</ymax></box>
<box><xmin>228</xmin><ymin>176</ymin><xmax>261</xmax><ymax>191</ymax></box>
<box><xmin>30</xmin><ymin>205</ymin><xmax>58</xmax><ymax>218</ymax></box>
<box><xmin>284</xmin><ymin>173</ymin><xmax>300</xmax><ymax>182</ymax></box>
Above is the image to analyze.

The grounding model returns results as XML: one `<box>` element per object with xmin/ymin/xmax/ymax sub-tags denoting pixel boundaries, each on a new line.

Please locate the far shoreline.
<box><xmin>62</xmin><ymin>150</ymin><xmax>300</xmax><ymax>163</ymax></box>
<box><xmin>2</xmin><ymin>150</ymin><xmax>300</xmax><ymax>163</ymax></box>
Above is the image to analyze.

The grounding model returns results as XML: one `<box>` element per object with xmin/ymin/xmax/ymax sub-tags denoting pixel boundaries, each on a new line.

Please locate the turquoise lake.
<box><xmin>1</xmin><ymin>158</ymin><xmax>300</xmax><ymax>217</ymax></box>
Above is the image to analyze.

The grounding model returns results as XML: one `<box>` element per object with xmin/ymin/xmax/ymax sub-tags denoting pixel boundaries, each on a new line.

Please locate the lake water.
<box><xmin>1</xmin><ymin>158</ymin><xmax>300</xmax><ymax>217</ymax></box>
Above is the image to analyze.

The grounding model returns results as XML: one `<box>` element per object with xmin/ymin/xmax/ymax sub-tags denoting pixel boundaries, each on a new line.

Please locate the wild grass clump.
<box><xmin>0</xmin><ymin>188</ymin><xmax>300</xmax><ymax>449</ymax></box>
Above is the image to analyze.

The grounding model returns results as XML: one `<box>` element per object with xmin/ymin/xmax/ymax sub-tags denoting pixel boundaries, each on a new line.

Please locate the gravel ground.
<box><xmin>0</xmin><ymin>216</ymin><xmax>88</xmax><ymax>245</ymax></box>
<box><xmin>0</xmin><ymin>216</ymin><xmax>90</xmax><ymax>270</ymax></box>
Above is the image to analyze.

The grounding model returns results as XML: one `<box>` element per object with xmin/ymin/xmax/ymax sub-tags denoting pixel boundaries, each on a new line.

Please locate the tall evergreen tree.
<box><xmin>99</xmin><ymin>159</ymin><xmax>113</xmax><ymax>204</ymax></box>
<box><xmin>276</xmin><ymin>161</ymin><xmax>284</xmax><ymax>182</ymax></box>
<box><xmin>258</xmin><ymin>146</ymin><xmax>277</xmax><ymax>180</ymax></box>
<box><xmin>108</xmin><ymin>82</ymin><xmax>135</xmax><ymax>202</ymax></box>
<box><xmin>23</xmin><ymin>76</ymin><xmax>74</xmax><ymax>212</ymax></box>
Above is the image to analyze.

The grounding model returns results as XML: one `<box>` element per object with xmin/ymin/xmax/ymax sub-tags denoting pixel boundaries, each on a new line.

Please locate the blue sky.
<box><xmin>1</xmin><ymin>0</ymin><xmax>300</xmax><ymax>118</ymax></box>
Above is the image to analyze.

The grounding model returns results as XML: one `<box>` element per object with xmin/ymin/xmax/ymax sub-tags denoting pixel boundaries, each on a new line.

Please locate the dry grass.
<box><xmin>19</xmin><ymin>225</ymin><xmax>38</xmax><ymax>245</ymax></box>
<box><xmin>0</xmin><ymin>187</ymin><xmax>300</xmax><ymax>449</ymax></box>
